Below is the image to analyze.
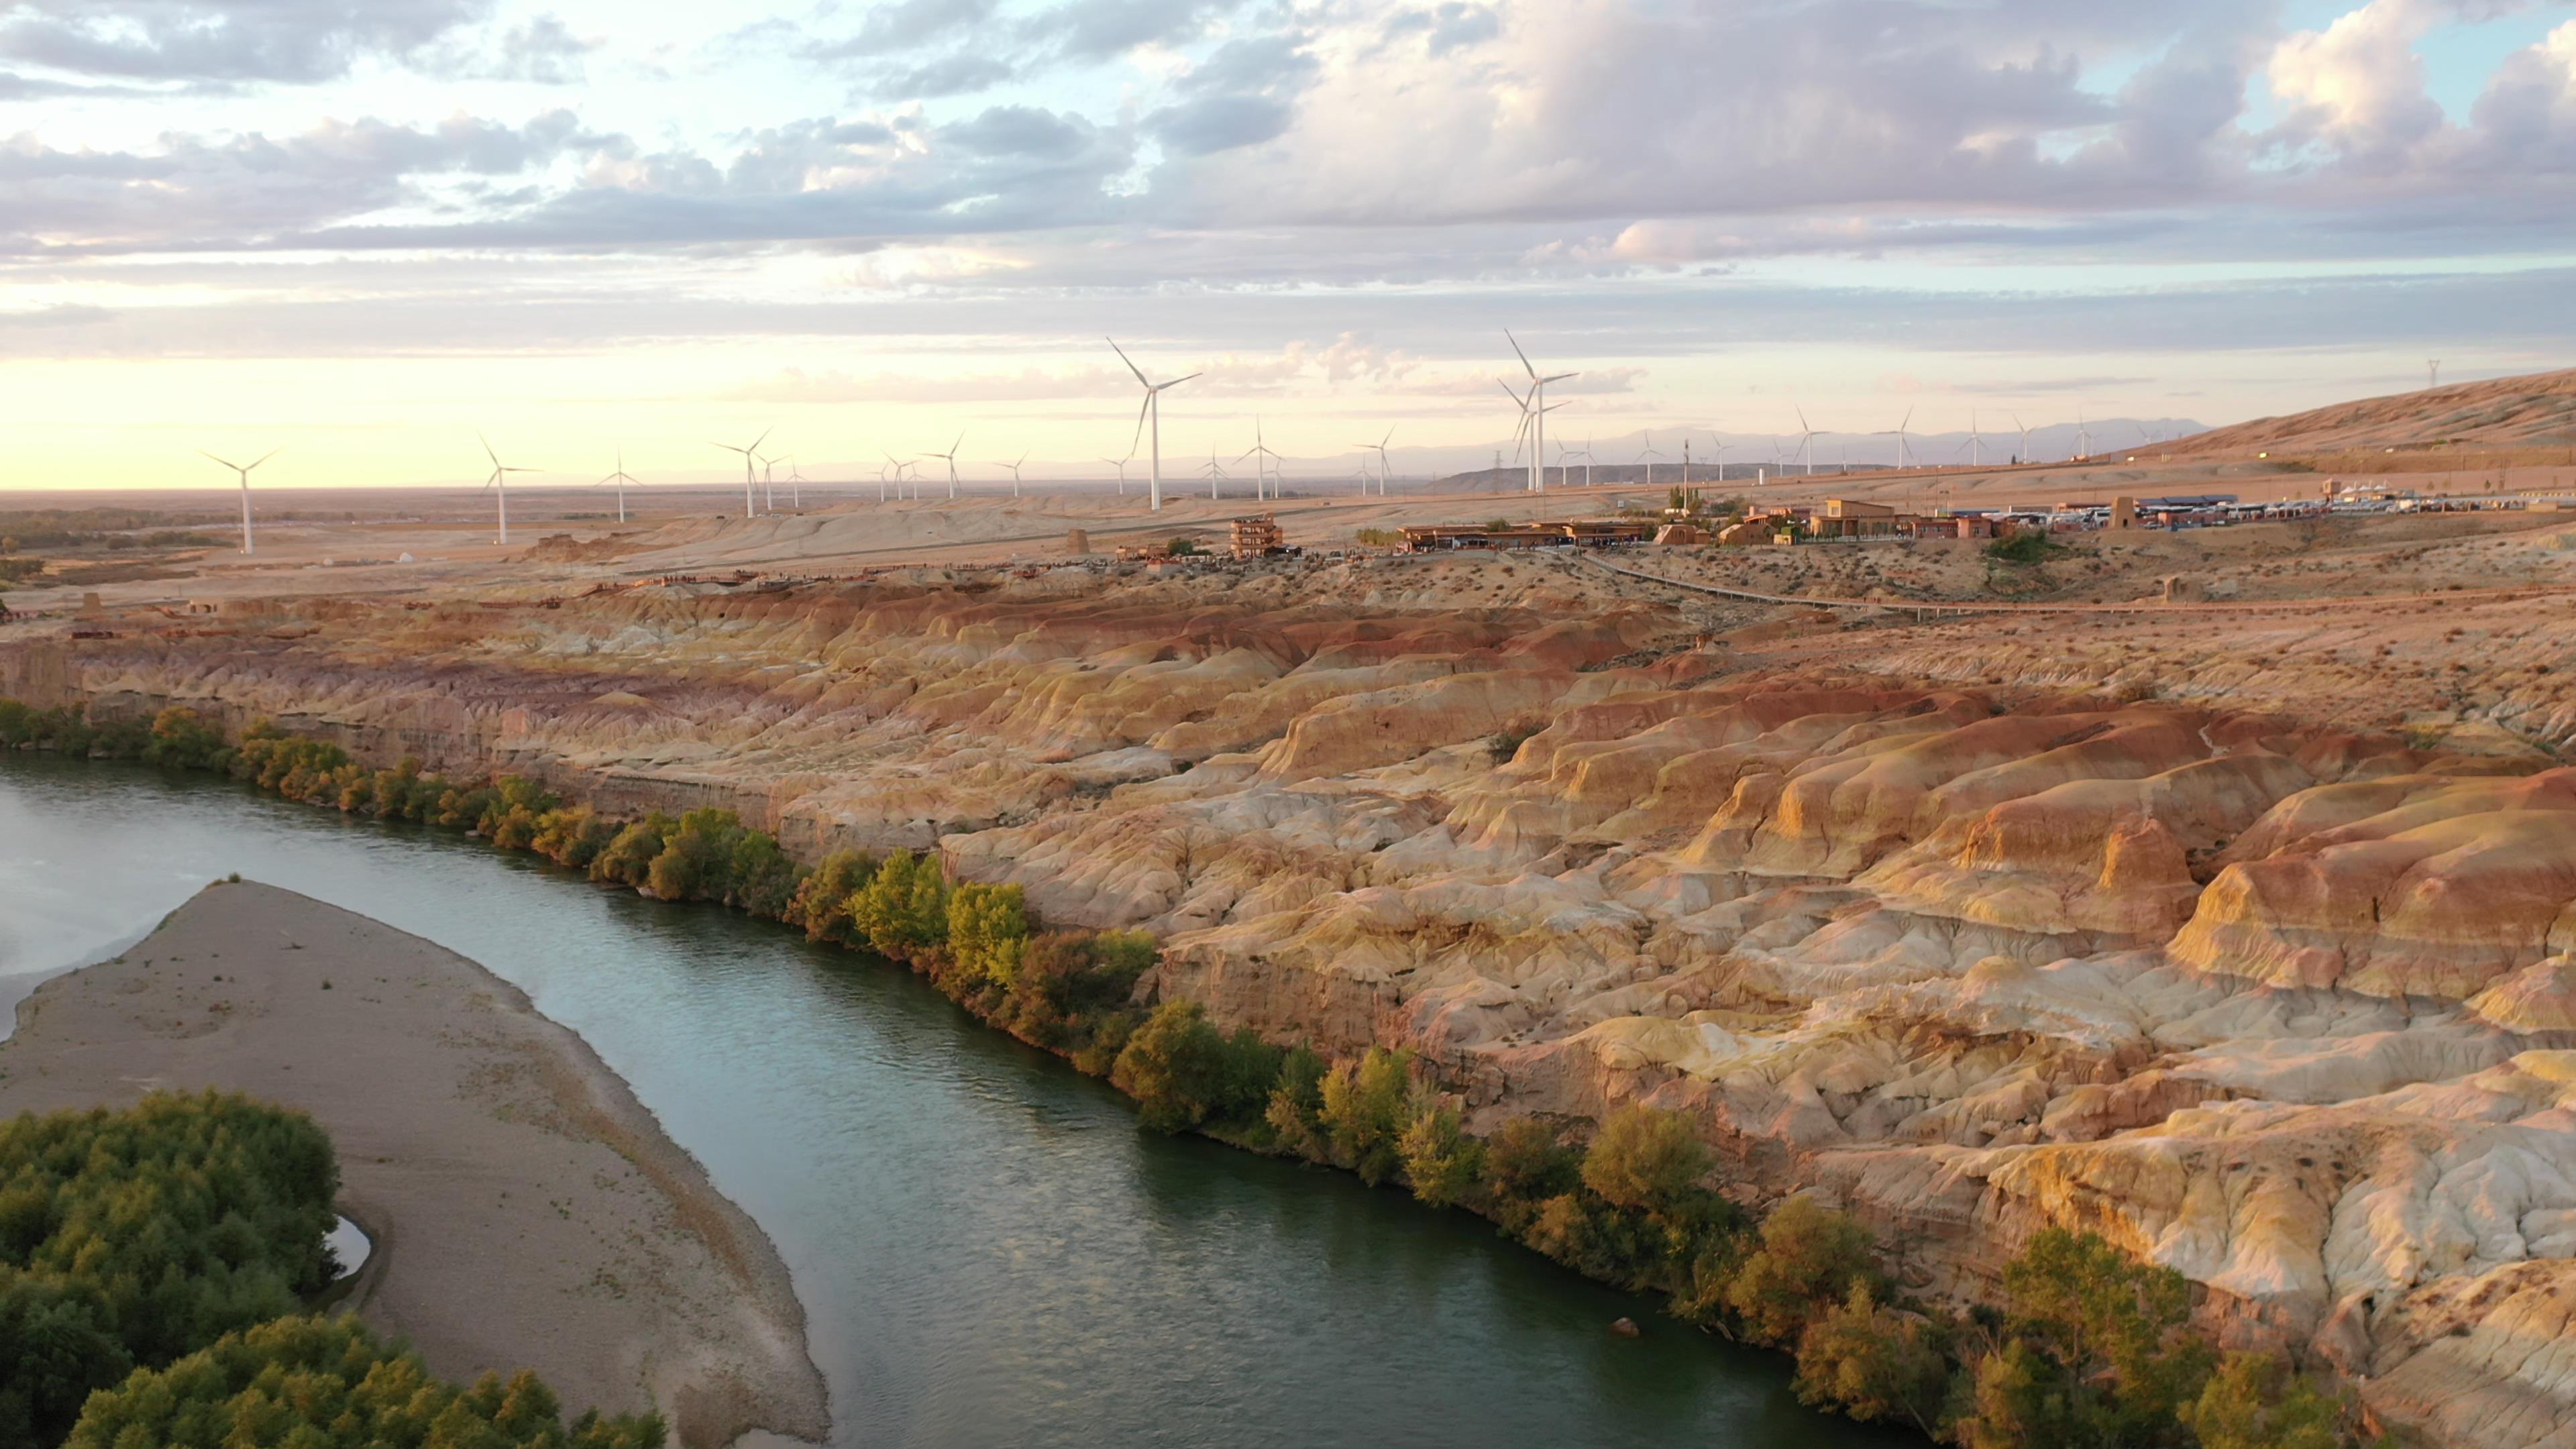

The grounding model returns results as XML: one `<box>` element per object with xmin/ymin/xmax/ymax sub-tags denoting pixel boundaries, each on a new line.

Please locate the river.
<box><xmin>0</xmin><ymin>755</ymin><xmax>1908</xmax><ymax>1449</ymax></box>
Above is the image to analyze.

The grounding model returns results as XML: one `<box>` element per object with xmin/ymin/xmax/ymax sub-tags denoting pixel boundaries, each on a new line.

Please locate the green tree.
<box><xmin>2183</xmin><ymin>1350</ymin><xmax>2345</xmax><ymax>1449</ymax></box>
<box><xmin>141</xmin><ymin>706</ymin><xmax>229</xmax><ymax>769</ymax></box>
<box><xmin>1952</xmin><ymin>1228</ymin><xmax>2214</xmax><ymax>1449</ymax></box>
<box><xmin>1397</xmin><ymin>1100</ymin><xmax>1485</xmax><ymax>1208</ymax></box>
<box><xmin>947</xmin><ymin>882</ymin><xmax>1032</xmax><ymax>988</ymax></box>
<box><xmin>1318</xmin><ymin>1048</ymin><xmax>1416</xmax><ymax>1185</ymax></box>
<box><xmin>1580</xmin><ymin>1104</ymin><xmax>1713</xmax><ymax>1216</ymax></box>
<box><xmin>0</xmin><ymin>1092</ymin><xmax>337</xmax><ymax>1441</ymax></box>
<box><xmin>590</xmin><ymin>812</ymin><xmax>674</xmax><ymax>888</ymax></box>
<box><xmin>788</xmin><ymin>850</ymin><xmax>880</xmax><ymax>943</ymax></box>
<box><xmin>1725</xmin><ymin>1197</ymin><xmax>1882</xmax><ymax>1347</ymax></box>
<box><xmin>67</xmin><ymin>1313</ymin><xmax>663</xmax><ymax>1449</ymax></box>
<box><xmin>1264</xmin><ymin>1046</ymin><xmax>1331</xmax><ymax>1159</ymax></box>
<box><xmin>1792</xmin><ymin>1281</ymin><xmax>1951</xmax><ymax>1434</ymax></box>
<box><xmin>1112</xmin><ymin>1001</ymin><xmax>1238</xmax><ymax>1132</ymax></box>
<box><xmin>847</xmin><ymin>849</ymin><xmax>951</xmax><ymax>963</ymax></box>
<box><xmin>1481</xmin><ymin>1116</ymin><xmax>1582</xmax><ymax>1230</ymax></box>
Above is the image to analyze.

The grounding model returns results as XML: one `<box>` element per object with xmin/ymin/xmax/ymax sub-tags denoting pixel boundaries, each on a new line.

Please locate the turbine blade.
<box><xmin>1108</xmin><ymin>337</ymin><xmax>1151</xmax><ymax>388</ymax></box>
<box><xmin>198</xmin><ymin>449</ymin><xmax>242</xmax><ymax>470</ymax></box>
<box><xmin>749</xmin><ymin>427</ymin><xmax>773</xmax><ymax>453</ymax></box>
<box><xmin>1542</xmin><ymin>371</ymin><xmax>1577</xmax><ymax>384</ymax></box>
<box><xmin>1131</xmin><ymin>393</ymin><xmax>1152</xmax><ymax>454</ymax></box>
<box><xmin>480</xmin><ymin>433</ymin><xmax>500</xmax><ymax>468</ymax></box>
<box><xmin>1161</xmin><ymin>372</ymin><xmax>1201</xmax><ymax>388</ymax></box>
<box><xmin>247</xmin><ymin>447</ymin><xmax>282</xmax><ymax>470</ymax></box>
<box><xmin>1505</xmin><ymin>328</ymin><xmax>1536</xmax><ymax>379</ymax></box>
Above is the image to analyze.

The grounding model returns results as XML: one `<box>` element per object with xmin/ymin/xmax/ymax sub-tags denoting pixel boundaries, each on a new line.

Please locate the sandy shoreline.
<box><xmin>0</xmin><ymin>879</ymin><xmax>828</xmax><ymax>1449</ymax></box>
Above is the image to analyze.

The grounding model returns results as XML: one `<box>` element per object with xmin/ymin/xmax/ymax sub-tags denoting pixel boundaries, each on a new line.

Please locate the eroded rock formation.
<box><xmin>13</xmin><ymin>557</ymin><xmax>2576</xmax><ymax>1445</ymax></box>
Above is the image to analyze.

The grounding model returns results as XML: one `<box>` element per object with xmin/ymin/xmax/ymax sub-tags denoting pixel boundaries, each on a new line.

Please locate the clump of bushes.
<box><xmin>1983</xmin><ymin>531</ymin><xmax>2064</xmax><ymax>566</ymax></box>
<box><xmin>68</xmin><ymin>1314</ymin><xmax>662</xmax><ymax>1449</ymax></box>
<box><xmin>0</xmin><ymin>1093</ymin><xmax>657</xmax><ymax>1448</ymax></box>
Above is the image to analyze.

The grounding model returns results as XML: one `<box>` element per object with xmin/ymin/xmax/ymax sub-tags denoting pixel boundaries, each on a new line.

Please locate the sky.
<box><xmin>3</xmin><ymin>0</ymin><xmax>2575</xmax><ymax>490</ymax></box>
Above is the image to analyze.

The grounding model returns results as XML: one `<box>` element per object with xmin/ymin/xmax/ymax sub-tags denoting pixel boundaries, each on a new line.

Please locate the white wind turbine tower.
<box><xmin>2075</xmin><ymin>408</ymin><xmax>2093</xmax><ymax>461</ymax></box>
<box><xmin>197</xmin><ymin>446</ymin><xmax>280</xmax><ymax>555</ymax></box>
<box><xmin>477</xmin><ymin>433</ymin><xmax>539</xmax><ymax>545</ymax></box>
<box><xmin>920</xmin><ymin>433</ymin><xmax>963</xmax><ymax>500</ymax></box>
<box><xmin>594</xmin><ymin>449</ymin><xmax>638</xmax><ymax>523</ymax></box>
<box><xmin>1102</xmin><ymin>454</ymin><xmax>1132</xmax><ymax>495</ymax></box>
<box><xmin>1199</xmin><ymin>445</ymin><xmax>1228</xmax><ymax>500</ymax></box>
<box><xmin>1358</xmin><ymin>427</ymin><xmax>1395</xmax><ymax>496</ymax></box>
<box><xmin>2428</xmin><ymin>360</ymin><xmax>2440</xmax><ymax>390</ymax></box>
<box><xmin>994</xmin><ymin>452</ymin><xmax>1027</xmax><ymax>498</ymax></box>
<box><xmin>757</xmin><ymin>451</ymin><xmax>780</xmax><ymax>512</ymax></box>
<box><xmin>1635</xmin><ymin>431</ymin><xmax>1668</xmax><ymax>490</ymax></box>
<box><xmin>1965</xmin><ymin>411</ymin><xmax>1983</xmax><ymax>468</ymax></box>
<box><xmin>787</xmin><ymin>460</ymin><xmax>804</xmax><ymax>509</ymax></box>
<box><xmin>2012</xmin><ymin>414</ymin><xmax>2033</xmax><ymax>466</ymax></box>
<box><xmin>1504</xmin><ymin>329</ymin><xmax>1576</xmax><ymax>492</ymax></box>
<box><xmin>1108</xmin><ymin>338</ymin><xmax>1199</xmax><ymax>512</ymax></box>
<box><xmin>1509</xmin><ymin>392</ymin><xmax>1562</xmax><ymax>482</ymax></box>
<box><xmin>1237</xmin><ymin>419</ymin><xmax>1283</xmax><ymax>500</ymax></box>
<box><xmin>714</xmin><ymin>428</ymin><xmax>771</xmax><ymax>517</ymax></box>
<box><xmin>1876</xmin><ymin>407</ymin><xmax>1915</xmax><ymax>471</ymax></box>
<box><xmin>876</xmin><ymin>458</ymin><xmax>896</xmax><ymax>502</ymax></box>
<box><xmin>1793</xmin><ymin>407</ymin><xmax>1823</xmax><ymax>475</ymax></box>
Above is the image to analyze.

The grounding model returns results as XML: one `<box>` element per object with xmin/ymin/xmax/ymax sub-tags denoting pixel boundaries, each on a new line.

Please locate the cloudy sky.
<box><xmin>5</xmin><ymin>0</ymin><xmax>2574</xmax><ymax>489</ymax></box>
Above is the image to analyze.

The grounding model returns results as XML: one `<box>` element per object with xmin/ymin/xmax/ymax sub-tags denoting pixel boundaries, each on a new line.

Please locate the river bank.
<box><xmin>0</xmin><ymin>877</ymin><xmax>829</xmax><ymax>1449</ymax></box>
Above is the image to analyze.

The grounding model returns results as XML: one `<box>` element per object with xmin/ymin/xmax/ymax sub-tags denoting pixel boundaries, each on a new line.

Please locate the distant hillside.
<box><xmin>2166</xmin><ymin>367</ymin><xmax>2576</xmax><ymax>458</ymax></box>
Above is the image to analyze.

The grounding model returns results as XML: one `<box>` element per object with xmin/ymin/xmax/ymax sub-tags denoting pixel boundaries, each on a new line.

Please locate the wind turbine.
<box><xmin>1199</xmin><ymin>445</ymin><xmax>1228</xmax><ymax>500</ymax></box>
<box><xmin>787</xmin><ymin>460</ymin><xmax>804</xmax><ymax>509</ymax></box>
<box><xmin>879</xmin><ymin>451</ymin><xmax>906</xmax><ymax>502</ymax></box>
<box><xmin>2012</xmin><ymin>414</ymin><xmax>2033</xmax><ymax>466</ymax></box>
<box><xmin>2076</xmin><ymin>408</ymin><xmax>2093</xmax><ymax>461</ymax></box>
<box><xmin>594</xmin><ymin>449</ymin><xmax>637</xmax><ymax>523</ymax></box>
<box><xmin>1102</xmin><ymin>454</ymin><xmax>1132</xmax><ymax>495</ymax></box>
<box><xmin>920</xmin><ymin>432</ymin><xmax>963</xmax><ymax>500</ymax></box>
<box><xmin>1793</xmin><ymin>407</ymin><xmax>1822</xmax><ymax>476</ymax></box>
<box><xmin>1965</xmin><ymin>411</ymin><xmax>1983</xmax><ymax>468</ymax></box>
<box><xmin>1237</xmin><ymin>419</ymin><xmax>1283</xmax><ymax>500</ymax></box>
<box><xmin>1358</xmin><ymin>427</ymin><xmax>1395</xmax><ymax>496</ymax></box>
<box><xmin>714</xmin><ymin>428</ymin><xmax>771</xmax><ymax>517</ymax></box>
<box><xmin>197</xmin><ymin>447</ymin><xmax>280</xmax><ymax>554</ymax></box>
<box><xmin>994</xmin><ymin>452</ymin><xmax>1027</xmax><ymax>498</ymax></box>
<box><xmin>1876</xmin><ymin>407</ymin><xmax>1915</xmax><ymax>471</ymax></box>
<box><xmin>1109</xmin><ymin>338</ymin><xmax>1199</xmax><ymax>512</ymax></box>
<box><xmin>2428</xmin><ymin>360</ymin><xmax>2441</xmax><ymax>390</ymax></box>
<box><xmin>1635</xmin><ymin>431</ymin><xmax>1668</xmax><ymax>490</ymax></box>
<box><xmin>1505</xmin><ymin>330</ymin><xmax>1577</xmax><ymax>492</ymax></box>
<box><xmin>477</xmin><ymin>433</ymin><xmax>538</xmax><ymax>545</ymax></box>
<box><xmin>757</xmin><ymin>452</ymin><xmax>780</xmax><ymax>512</ymax></box>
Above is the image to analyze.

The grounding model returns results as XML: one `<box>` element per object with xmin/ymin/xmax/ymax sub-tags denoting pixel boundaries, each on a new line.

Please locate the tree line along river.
<box><xmin>0</xmin><ymin>754</ymin><xmax>1907</xmax><ymax>1449</ymax></box>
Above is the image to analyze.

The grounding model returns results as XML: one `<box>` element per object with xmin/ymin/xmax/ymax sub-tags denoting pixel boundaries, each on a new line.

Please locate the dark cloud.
<box><xmin>1146</xmin><ymin>32</ymin><xmax>1318</xmax><ymax>157</ymax></box>
<box><xmin>1020</xmin><ymin>0</ymin><xmax>1247</xmax><ymax>59</ymax></box>
<box><xmin>0</xmin><ymin>0</ymin><xmax>483</xmax><ymax>83</ymax></box>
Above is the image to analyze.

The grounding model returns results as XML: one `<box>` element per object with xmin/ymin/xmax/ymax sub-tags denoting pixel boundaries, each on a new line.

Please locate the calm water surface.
<box><xmin>0</xmin><ymin>755</ymin><xmax>1907</xmax><ymax>1449</ymax></box>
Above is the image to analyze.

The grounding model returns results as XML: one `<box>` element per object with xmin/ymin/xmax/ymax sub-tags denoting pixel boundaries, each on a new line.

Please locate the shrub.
<box><xmin>66</xmin><ymin>1313</ymin><xmax>663</xmax><ymax>1449</ymax></box>
<box><xmin>590</xmin><ymin>813</ymin><xmax>674</xmax><ymax>888</ymax></box>
<box><xmin>1984</xmin><ymin>531</ymin><xmax>2058</xmax><ymax>565</ymax></box>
